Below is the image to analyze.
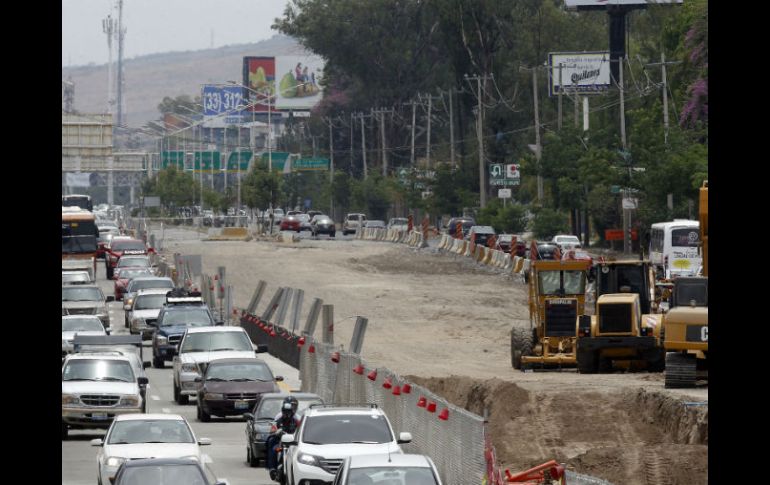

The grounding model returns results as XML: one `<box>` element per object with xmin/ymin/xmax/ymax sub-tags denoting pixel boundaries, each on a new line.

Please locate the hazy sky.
<box><xmin>62</xmin><ymin>0</ymin><xmax>290</xmax><ymax>67</ymax></box>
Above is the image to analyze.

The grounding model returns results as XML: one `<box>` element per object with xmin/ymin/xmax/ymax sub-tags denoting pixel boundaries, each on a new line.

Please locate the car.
<box><xmin>97</xmin><ymin>225</ymin><xmax>121</xmax><ymax>259</ymax></box>
<box><xmin>152</xmin><ymin>293</ymin><xmax>221</xmax><ymax>369</ymax></box>
<box><xmin>282</xmin><ymin>404</ymin><xmax>412</xmax><ymax>485</ymax></box>
<box><xmin>109</xmin><ymin>458</ymin><xmax>225</xmax><ymax>485</ymax></box>
<box><xmin>562</xmin><ymin>249</ymin><xmax>593</xmax><ymax>265</ymax></box>
<box><xmin>122</xmin><ymin>276</ymin><xmax>176</xmax><ymax>316</ymax></box>
<box><xmin>364</xmin><ymin>220</ymin><xmax>386</xmax><ymax>229</ymax></box>
<box><xmin>512</xmin><ymin>236</ymin><xmax>528</xmax><ymax>258</ymax></box>
<box><xmin>62</xmin><ymin>270</ymin><xmax>92</xmax><ymax>285</ymax></box>
<box><xmin>195</xmin><ymin>357</ymin><xmax>283</xmax><ymax>422</ymax></box>
<box><xmin>445</xmin><ymin>217</ymin><xmax>476</xmax><ymax>237</ymax></box>
<box><xmin>62</xmin><ymin>284</ymin><xmax>114</xmax><ymax>330</ymax></box>
<box><xmin>296</xmin><ymin>213</ymin><xmax>313</xmax><ymax>232</ymax></box>
<box><xmin>243</xmin><ymin>392</ymin><xmax>324</xmax><ymax>467</ymax></box>
<box><xmin>128</xmin><ymin>288</ymin><xmax>172</xmax><ymax>338</ymax></box>
<box><xmin>61</xmin><ymin>353</ymin><xmax>147</xmax><ymax>440</ymax></box>
<box><xmin>62</xmin><ymin>315</ymin><xmax>108</xmax><ymax>358</ymax></box>
<box><xmin>115</xmin><ymin>255</ymin><xmax>153</xmax><ymax>274</ymax></box>
<box><xmin>552</xmin><ymin>234</ymin><xmax>582</xmax><ymax>251</ymax></box>
<box><xmin>496</xmin><ymin>234</ymin><xmax>514</xmax><ymax>253</ymax></box>
<box><xmin>311</xmin><ymin>215</ymin><xmax>336</xmax><ymax>238</ymax></box>
<box><xmin>91</xmin><ymin>414</ymin><xmax>212</xmax><ymax>485</ymax></box>
<box><xmin>387</xmin><ymin>217</ymin><xmax>409</xmax><ymax>231</ymax></box>
<box><xmin>531</xmin><ymin>242</ymin><xmax>560</xmax><ymax>260</ymax></box>
<box><xmin>172</xmin><ymin>326</ymin><xmax>265</xmax><ymax>404</ymax></box>
<box><xmin>333</xmin><ymin>453</ymin><xmax>444</xmax><ymax>485</ymax></box>
<box><xmin>105</xmin><ymin>238</ymin><xmax>149</xmax><ymax>279</ymax></box>
<box><xmin>280</xmin><ymin>215</ymin><xmax>302</xmax><ymax>232</ymax></box>
<box><xmin>342</xmin><ymin>213</ymin><xmax>367</xmax><ymax>235</ymax></box>
<box><xmin>113</xmin><ymin>267</ymin><xmax>154</xmax><ymax>301</ymax></box>
<box><xmin>307</xmin><ymin>210</ymin><xmax>323</xmax><ymax>220</ymax></box>
<box><xmin>286</xmin><ymin>210</ymin><xmax>303</xmax><ymax>216</ymax></box>
<box><xmin>466</xmin><ymin>225</ymin><xmax>496</xmax><ymax>246</ymax></box>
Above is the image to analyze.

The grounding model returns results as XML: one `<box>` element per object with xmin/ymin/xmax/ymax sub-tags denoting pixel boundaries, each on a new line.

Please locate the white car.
<box><xmin>61</xmin><ymin>354</ymin><xmax>147</xmax><ymax>440</ymax></box>
<box><xmin>333</xmin><ymin>453</ymin><xmax>444</xmax><ymax>485</ymax></box>
<box><xmin>61</xmin><ymin>315</ymin><xmax>107</xmax><ymax>358</ymax></box>
<box><xmin>127</xmin><ymin>288</ymin><xmax>172</xmax><ymax>337</ymax></box>
<box><xmin>552</xmin><ymin>234</ymin><xmax>582</xmax><ymax>251</ymax></box>
<box><xmin>172</xmin><ymin>326</ymin><xmax>265</xmax><ymax>404</ymax></box>
<box><xmin>62</xmin><ymin>270</ymin><xmax>92</xmax><ymax>285</ymax></box>
<box><xmin>282</xmin><ymin>405</ymin><xmax>412</xmax><ymax>485</ymax></box>
<box><xmin>91</xmin><ymin>413</ymin><xmax>212</xmax><ymax>485</ymax></box>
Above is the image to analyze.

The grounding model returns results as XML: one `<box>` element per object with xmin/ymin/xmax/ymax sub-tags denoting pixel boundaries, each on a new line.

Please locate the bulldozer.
<box><xmin>575</xmin><ymin>259</ymin><xmax>665</xmax><ymax>373</ymax></box>
<box><xmin>512</xmin><ymin>259</ymin><xmax>591</xmax><ymax>369</ymax></box>
<box><xmin>662</xmin><ymin>181</ymin><xmax>708</xmax><ymax>387</ymax></box>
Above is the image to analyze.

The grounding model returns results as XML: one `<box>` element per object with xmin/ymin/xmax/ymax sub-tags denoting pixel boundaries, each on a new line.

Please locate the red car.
<box><xmin>106</xmin><ymin>238</ymin><xmax>150</xmax><ymax>279</ymax></box>
<box><xmin>279</xmin><ymin>215</ymin><xmax>301</xmax><ymax>232</ymax></box>
<box><xmin>113</xmin><ymin>267</ymin><xmax>154</xmax><ymax>301</ymax></box>
<box><xmin>562</xmin><ymin>249</ymin><xmax>593</xmax><ymax>265</ymax></box>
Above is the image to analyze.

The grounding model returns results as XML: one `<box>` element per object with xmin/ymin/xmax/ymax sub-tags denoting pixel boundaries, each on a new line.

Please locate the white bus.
<box><xmin>649</xmin><ymin>220</ymin><xmax>701</xmax><ymax>279</ymax></box>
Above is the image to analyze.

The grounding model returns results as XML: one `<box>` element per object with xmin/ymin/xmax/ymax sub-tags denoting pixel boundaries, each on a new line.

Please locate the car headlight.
<box><xmin>204</xmin><ymin>392</ymin><xmax>224</xmax><ymax>400</ymax></box>
<box><xmin>156</xmin><ymin>335</ymin><xmax>168</xmax><ymax>345</ymax></box>
<box><xmin>256</xmin><ymin>432</ymin><xmax>270</xmax><ymax>440</ymax></box>
<box><xmin>105</xmin><ymin>456</ymin><xmax>126</xmax><ymax>467</ymax></box>
<box><xmin>118</xmin><ymin>395</ymin><xmax>140</xmax><ymax>406</ymax></box>
<box><xmin>297</xmin><ymin>452</ymin><xmax>322</xmax><ymax>467</ymax></box>
<box><xmin>62</xmin><ymin>393</ymin><xmax>80</xmax><ymax>405</ymax></box>
<box><xmin>125</xmin><ymin>298</ymin><xmax>134</xmax><ymax>307</ymax></box>
<box><xmin>181</xmin><ymin>363</ymin><xmax>199</xmax><ymax>373</ymax></box>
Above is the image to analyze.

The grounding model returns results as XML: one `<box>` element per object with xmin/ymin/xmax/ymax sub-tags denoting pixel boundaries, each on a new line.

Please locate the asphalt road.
<box><xmin>62</xmin><ymin>259</ymin><xmax>301</xmax><ymax>485</ymax></box>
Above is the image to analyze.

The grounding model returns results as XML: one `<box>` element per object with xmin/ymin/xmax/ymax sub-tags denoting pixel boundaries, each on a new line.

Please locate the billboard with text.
<box><xmin>243</xmin><ymin>57</ymin><xmax>275</xmax><ymax>112</ymax></box>
<box><xmin>548</xmin><ymin>52</ymin><xmax>611</xmax><ymax>96</ymax></box>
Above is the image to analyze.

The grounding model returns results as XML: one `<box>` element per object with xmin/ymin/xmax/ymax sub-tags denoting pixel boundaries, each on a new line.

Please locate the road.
<box><xmin>62</xmin><ymin>258</ymin><xmax>300</xmax><ymax>485</ymax></box>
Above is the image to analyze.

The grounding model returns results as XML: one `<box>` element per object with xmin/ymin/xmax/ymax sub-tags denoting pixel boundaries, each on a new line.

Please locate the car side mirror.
<box><xmin>143</xmin><ymin>361</ymin><xmax>151</xmax><ymax>369</ymax></box>
<box><xmin>138</xmin><ymin>377</ymin><xmax>149</xmax><ymax>385</ymax></box>
<box><xmin>194</xmin><ymin>376</ymin><xmax>202</xmax><ymax>382</ymax></box>
<box><xmin>255</xmin><ymin>344</ymin><xmax>268</xmax><ymax>353</ymax></box>
<box><xmin>106</xmin><ymin>296</ymin><xmax>115</xmax><ymax>302</ymax></box>
<box><xmin>281</xmin><ymin>434</ymin><xmax>296</xmax><ymax>445</ymax></box>
<box><xmin>105</xmin><ymin>328</ymin><xmax>111</xmax><ymax>336</ymax></box>
<box><xmin>90</xmin><ymin>438</ymin><xmax>103</xmax><ymax>447</ymax></box>
<box><xmin>243</xmin><ymin>412</ymin><xmax>254</xmax><ymax>420</ymax></box>
<box><xmin>198</xmin><ymin>437</ymin><xmax>212</xmax><ymax>446</ymax></box>
<box><xmin>397</xmin><ymin>432</ymin><xmax>412</xmax><ymax>444</ymax></box>
<box><xmin>275</xmin><ymin>376</ymin><xmax>284</xmax><ymax>382</ymax></box>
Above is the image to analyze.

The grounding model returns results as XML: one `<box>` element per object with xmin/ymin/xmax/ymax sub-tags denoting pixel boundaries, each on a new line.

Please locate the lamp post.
<box><xmin>178</xmin><ymin>104</ymin><xmax>204</xmax><ymax>212</ymax></box>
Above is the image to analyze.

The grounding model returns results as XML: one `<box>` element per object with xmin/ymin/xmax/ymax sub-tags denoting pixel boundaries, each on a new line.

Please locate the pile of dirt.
<box><xmin>410</xmin><ymin>376</ymin><xmax>708</xmax><ymax>485</ymax></box>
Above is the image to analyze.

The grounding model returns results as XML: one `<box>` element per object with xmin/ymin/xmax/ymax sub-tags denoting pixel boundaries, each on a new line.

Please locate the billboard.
<box><xmin>548</xmin><ymin>52</ymin><xmax>611</xmax><ymax>96</ymax></box>
<box><xmin>243</xmin><ymin>57</ymin><xmax>275</xmax><ymax>112</ymax></box>
<box><xmin>565</xmin><ymin>0</ymin><xmax>682</xmax><ymax>8</ymax></box>
<box><xmin>274</xmin><ymin>56</ymin><xmax>324</xmax><ymax>110</ymax></box>
<box><xmin>202</xmin><ymin>85</ymin><xmax>246</xmax><ymax>116</ymax></box>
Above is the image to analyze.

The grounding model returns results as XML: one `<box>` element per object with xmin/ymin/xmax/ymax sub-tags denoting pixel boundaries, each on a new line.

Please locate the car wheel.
<box><xmin>106</xmin><ymin>266</ymin><xmax>113</xmax><ymax>279</ymax></box>
<box><xmin>152</xmin><ymin>356</ymin><xmax>164</xmax><ymax>369</ymax></box>
<box><xmin>174</xmin><ymin>382</ymin><xmax>189</xmax><ymax>405</ymax></box>
<box><xmin>330</xmin><ymin>232</ymin><xmax>336</xmax><ymax>238</ymax></box>
<box><xmin>124</xmin><ymin>317</ymin><xmax>129</xmax><ymax>329</ymax></box>
<box><xmin>247</xmin><ymin>445</ymin><xmax>259</xmax><ymax>467</ymax></box>
<box><xmin>61</xmin><ymin>421</ymin><xmax>68</xmax><ymax>440</ymax></box>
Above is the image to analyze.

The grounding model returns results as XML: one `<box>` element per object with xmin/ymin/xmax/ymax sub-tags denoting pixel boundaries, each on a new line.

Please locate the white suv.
<box><xmin>282</xmin><ymin>405</ymin><xmax>412</xmax><ymax>484</ymax></box>
<box><xmin>342</xmin><ymin>213</ymin><xmax>367</xmax><ymax>235</ymax></box>
<box><xmin>552</xmin><ymin>234</ymin><xmax>582</xmax><ymax>251</ymax></box>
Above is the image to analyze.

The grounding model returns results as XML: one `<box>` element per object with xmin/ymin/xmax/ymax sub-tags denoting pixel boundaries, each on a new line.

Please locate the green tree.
<box><xmin>532</xmin><ymin>208</ymin><xmax>568</xmax><ymax>240</ymax></box>
<box><xmin>242</xmin><ymin>169</ymin><xmax>282</xmax><ymax>210</ymax></box>
<box><xmin>145</xmin><ymin>166</ymin><xmax>196</xmax><ymax>212</ymax></box>
<box><xmin>476</xmin><ymin>199</ymin><xmax>527</xmax><ymax>234</ymax></box>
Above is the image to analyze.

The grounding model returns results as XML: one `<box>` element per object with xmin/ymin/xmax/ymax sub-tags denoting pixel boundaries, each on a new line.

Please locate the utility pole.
<box><xmin>349</xmin><ymin>113</ymin><xmax>354</xmax><ymax>174</ymax></box>
<box><xmin>448</xmin><ymin>88</ymin><xmax>455</xmax><ymax>169</ymax></box>
<box><xmin>410</xmin><ymin>101</ymin><xmax>416</xmax><ymax>166</ymax></box>
<box><xmin>558</xmin><ymin>63</ymin><xmax>563</xmax><ymax>131</ymax></box>
<box><xmin>661</xmin><ymin>51</ymin><xmax>669</xmax><ymax>145</ymax></box>
<box><xmin>426</xmin><ymin>95</ymin><xmax>432</xmax><ymax>169</ymax></box>
<box><xmin>371</xmin><ymin>108</ymin><xmax>393</xmax><ymax>176</ymax></box>
<box><xmin>328</xmin><ymin>117</ymin><xmax>334</xmax><ymax>215</ymax></box>
<box><xmin>619</xmin><ymin>58</ymin><xmax>627</xmax><ymax>150</ymax></box>
<box><xmin>618</xmin><ymin>57</ymin><xmax>631</xmax><ymax>255</ymax></box>
<box><xmin>102</xmin><ymin>15</ymin><xmax>116</xmax><ymax>115</ymax></box>
<box><xmin>360</xmin><ymin>112</ymin><xmax>368</xmax><ymax>179</ymax></box>
<box><xmin>116</xmin><ymin>0</ymin><xmax>126</xmax><ymax>130</ymax></box>
<box><xmin>530</xmin><ymin>68</ymin><xmax>543</xmax><ymax>203</ymax></box>
<box><xmin>466</xmin><ymin>74</ymin><xmax>489</xmax><ymax>207</ymax></box>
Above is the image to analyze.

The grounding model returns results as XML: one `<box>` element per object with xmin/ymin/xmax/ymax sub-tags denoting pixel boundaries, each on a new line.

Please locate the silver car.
<box><xmin>62</xmin><ymin>285</ymin><xmax>114</xmax><ymax>329</ymax></box>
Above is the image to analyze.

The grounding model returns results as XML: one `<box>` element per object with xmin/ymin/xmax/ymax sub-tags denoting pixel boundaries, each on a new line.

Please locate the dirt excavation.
<box><xmin>162</xmin><ymin>235</ymin><xmax>708</xmax><ymax>485</ymax></box>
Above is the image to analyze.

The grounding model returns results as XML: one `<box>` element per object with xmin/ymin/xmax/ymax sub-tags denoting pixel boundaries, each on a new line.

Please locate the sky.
<box><xmin>62</xmin><ymin>0</ymin><xmax>291</xmax><ymax>67</ymax></box>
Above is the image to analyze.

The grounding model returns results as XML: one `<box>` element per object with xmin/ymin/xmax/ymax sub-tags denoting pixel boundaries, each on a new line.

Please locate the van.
<box><xmin>342</xmin><ymin>213</ymin><xmax>367</xmax><ymax>235</ymax></box>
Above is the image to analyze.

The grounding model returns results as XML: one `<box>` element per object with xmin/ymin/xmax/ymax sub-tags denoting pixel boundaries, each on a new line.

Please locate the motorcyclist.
<box><xmin>266</xmin><ymin>396</ymin><xmax>301</xmax><ymax>480</ymax></box>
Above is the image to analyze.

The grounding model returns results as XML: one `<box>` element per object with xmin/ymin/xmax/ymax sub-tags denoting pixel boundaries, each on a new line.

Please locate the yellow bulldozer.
<box><xmin>512</xmin><ymin>259</ymin><xmax>591</xmax><ymax>369</ymax></box>
<box><xmin>662</xmin><ymin>181</ymin><xmax>708</xmax><ymax>388</ymax></box>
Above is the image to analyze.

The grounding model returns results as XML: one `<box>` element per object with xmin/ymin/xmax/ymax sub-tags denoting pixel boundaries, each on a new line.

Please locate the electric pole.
<box><xmin>359</xmin><ymin>112</ymin><xmax>368</xmax><ymax>179</ymax></box>
<box><xmin>371</xmin><ymin>108</ymin><xmax>393</xmax><ymax>176</ymax></box>
<box><xmin>426</xmin><ymin>96</ymin><xmax>432</xmax><ymax>169</ymax></box>
<box><xmin>448</xmin><ymin>88</ymin><xmax>455</xmax><ymax>169</ymax></box>
<box><xmin>102</xmin><ymin>15</ymin><xmax>116</xmax><ymax>115</ymax></box>
<box><xmin>328</xmin><ymin>117</ymin><xmax>334</xmax><ymax>216</ymax></box>
<box><xmin>465</xmin><ymin>74</ymin><xmax>490</xmax><ymax>207</ymax></box>
<box><xmin>116</xmin><ymin>0</ymin><xmax>126</xmax><ymax>130</ymax></box>
<box><xmin>410</xmin><ymin>101</ymin><xmax>416</xmax><ymax>166</ymax></box>
<box><xmin>558</xmin><ymin>63</ymin><xmax>563</xmax><ymax>131</ymax></box>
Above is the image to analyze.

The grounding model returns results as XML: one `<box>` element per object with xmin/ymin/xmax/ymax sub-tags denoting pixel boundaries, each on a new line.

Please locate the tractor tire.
<box><xmin>576</xmin><ymin>348</ymin><xmax>598</xmax><ymax>374</ymax></box>
<box><xmin>510</xmin><ymin>327</ymin><xmax>534</xmax><ymax>369</ymax></box>
<box><xmin>665</xmin><ymin>352</ymin><xmax>697</xmax><ymax>388</ymax></box>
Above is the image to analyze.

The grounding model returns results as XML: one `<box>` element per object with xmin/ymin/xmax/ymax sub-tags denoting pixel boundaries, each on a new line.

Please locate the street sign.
<box><xmin>489</xmin><ymin>164</ymin><xmax>504</xmax><ymax>178</ymax></box>
<box><xmin>294</xmin><ymin>158</ymin><xmax>330</xmax><ymax>171</ymax></box>
<box><xmin>606</xmin><ymin>229</ymin><xmax>637</xmax><ymax>241</ymax></box>
<box><xmin>622</xmin><ymin>197</ymin><xmax>638</xmax><ymax>210</ymax></box>
<box><xmin>505</xmin><ymin>164</ymin><xmax>520</xmax><ymax>179</ymax></box>
<box><xmin>498</xmin><ymin>189</ymin><xmax>512</xmax><ymax>199</ymax></box>
<box><xmin>490</xmin><ymin>163</ymin><xmax>521</xmax><ymax>186</ymax></box>
<box><xmin>143</xmin><ymin>196</ymin><xmax>161</xmax><ymax>207</ymax></box>
<box><xmin>203</xmin><ymin>85</ymin><xmax>246</xmax><ymax>116</ymax></box>
<box><xmin>610</xmin><ymin>185</ymin><xmax>621</xmax><ymax>194</ymax></box>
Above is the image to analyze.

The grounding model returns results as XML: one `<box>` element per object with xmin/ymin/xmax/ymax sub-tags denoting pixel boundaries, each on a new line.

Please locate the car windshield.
<box><xmin>297</xmin><ymin>214</ymin><xmax>310</xmax><ymax>222</ymax></box>
<box><xmin>107</xmin><ymin>419</ymin><xmax>194</xmax><ymax>444</ymax></box>
<box><xmin>346</xmin><ymin>467</ymin><xmax>438</xmax><ymax>485</ymax></box>
<box><xmin>62</xmin><ymin>359</ymin><xmax>134</xmax><ymax>382</ymax></box>
<box><xmin>117</xmin><ymin>268</ymin><xmax>152</xmax><ymax>279</ymax></box>
<box><xmin>112</xmin><ymin>241</ymin><xmax>146</xmax><ymax>252</ymax></box>
<box><xmin>316</xmin><ymin>217</ymin><xmax>332</xmax><ymax>223</ymax></box>
<box><xmin>302</xmin><ymin>414</ymin><xmax>392</xmax><ymax>444</ymax></box>
<box><xmin>116</xmin><ymin>464</ymin><xmax>206</xmax><ymax>485</ymax></box>
<box><xmin>556</xmin><ymin>236</ymin><xmax>580</xmax><ymax>243</ymax></box>
<box><xmin>62</xmin><ymin>287</ymin><xmax>103</xmax><ymax>302</ymax></box>
<box><xmin>391</xmin><ymin>218</ymin><xmax>407</xmax><ymax>225</ymax></box>
<box><xmin>62</xmin><ymin>318</ymin><xmax>104</xmax><ymax>332</ymax></box>
<box><xmin>160</xmin><ymin>309</ymin><xmax>213</xmax><ymax>327</ymax></box>
<box><xmin>62</xmin><ymin>273</ymin><xmax>90</xmax><ymax>283</ymax></box>
<box><xmin>134</xmin><ymin>294</ymin><xmax>168</xmax><ymax>310</ymax></box>
<box><xmin>180</xmin><ymin>332</ymin><xmax>252</xmax><ymax>352</ymax></box>
<box><xmin>257</xmin><ymin>397</ymin><xmax>323</xmax><ymax>420</ymax></box>
<box><xmin>539</xmin><ymin>270</ymin><xmax>586</xmax><ymax>295</ymax></box>
<box><xmin>205</xmin><ymin>362</ymin><xmax>273</xmax><ymax>381</ymax></box>
<box><xmin>129</xmin><ymin>279</ymin><xmax>174</xmax><ymax>292</ymax></box>
<box><xmin>671</xmin><ymin>227</ymin><xmax>700</xmax><ymax>248</ymax></box>
<box><xmin>118</xmin><ymin>257</ymin><xmax>150</xmax><ymax>268</ymax></box>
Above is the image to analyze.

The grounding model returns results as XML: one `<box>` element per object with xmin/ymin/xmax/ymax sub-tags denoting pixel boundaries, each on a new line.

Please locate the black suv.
<box><xmin>532</xmin><ymin>242</ymin><xmax>560</xmax><ymax>260</ymax></box>
<box><xmin>151</xmin><ymin>293</ymin><xmax>221</xmax><ymax>368</ymax></box>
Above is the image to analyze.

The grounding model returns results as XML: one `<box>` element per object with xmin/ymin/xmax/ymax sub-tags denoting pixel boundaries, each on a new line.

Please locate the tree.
<box><xmin>476</xmin><ymin>199</ymin><xmax>528</xmax><ymax>233</ymax></box>
<box><xmin>145</xmin><ymin>166</ymin><xmax>196</xmax><ymax>213</ymax></box>
<box><xmin>242</xmin><ymin>169</ymin><xmax>282</xmax><ymax>210</ymax></box>
<box><xmin>532</xmin><ymin>208</ymin><xmax>568</xmax><ymax>240</ymax></box>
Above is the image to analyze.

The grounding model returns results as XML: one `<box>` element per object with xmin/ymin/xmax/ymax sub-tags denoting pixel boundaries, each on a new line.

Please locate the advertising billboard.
<box><xmin>274</xmin><ymin>56</ymin><xmax>325</xmax><ymax>110</ymax></box>
<box><xmin>243</xmin><ymin>57</ymin><xmax>275</xmax><ymax>112</ymax></box>
<box><xmin>202</xmin><ymin>85</ymin><xmax>246</xmax><ymax>117</ymax></box>
<box><xmin>565</xmin><ymin>0</ymin><xmax>681</xmax><ymax>9</ymax></box>
<box><xmin>548</xmin><ymin>52</ymin><xmax>611</xmax><ymax>96</ymax></box>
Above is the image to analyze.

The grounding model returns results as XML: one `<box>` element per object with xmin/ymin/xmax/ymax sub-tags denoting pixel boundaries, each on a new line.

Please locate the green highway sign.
<box><xmin>294</xmin><ymin>158</ymin><xmax>330</xmax><ymax>171</ymax></box>
<box><xmin>489</xmin><ymin>163</ymin><xmax>521</xmax><ymax>186</ymax></box>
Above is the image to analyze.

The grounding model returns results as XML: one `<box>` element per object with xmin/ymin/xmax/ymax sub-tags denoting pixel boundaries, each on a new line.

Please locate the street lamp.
<box><xmin>178</xmin><ymin>104</ymin><xmax>204</xmax><ymax>211</ymax></box>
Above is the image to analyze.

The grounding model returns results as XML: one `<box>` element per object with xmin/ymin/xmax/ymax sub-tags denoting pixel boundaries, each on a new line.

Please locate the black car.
<box><xmin>243</xmin><ymin>392</ymin><xmax>324</xmax><ymax>467</ymax></box>
<box><xmin>445</xmin><ymin>217</ymin><xmax>476</xmax><ymax>237</ymax></box>
<box><xmin>532</xmin><ymin>242</ymin><xmax>559</xmax><ymax>260</ymax></box>
<box><xmin>311</xmin><ymin>216</ymin><xmax>336</xmax><ymax>237</ymax></box>
<box><xmin>112</xmin><ymin>458</ymin><xmax>225</xmax><ymax>485</ymax></box>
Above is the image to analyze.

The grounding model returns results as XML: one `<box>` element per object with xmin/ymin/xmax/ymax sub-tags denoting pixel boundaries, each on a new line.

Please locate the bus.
<box><xmin>62</xmin><ymin>207</ymin><xmax>99</xmax><ymax>280</ymax></box>
<box><xmin>649</xmin><ymin>220</ymin><xmax>701</xmax><ymax>280</ymax></box>
<box><xmin>62</xmin><ymin>194</ymin><xmax>93</xmax><ymax>212</ymax></box>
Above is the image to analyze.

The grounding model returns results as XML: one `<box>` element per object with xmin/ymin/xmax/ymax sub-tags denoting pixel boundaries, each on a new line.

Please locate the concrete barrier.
<box><xmin>503</xmin><ymin>254</ymin><xmax>512</xmax><ymax>269</ymax></box>
<box><xmin>205</xmin><ymin>227</ymin><xmax>251</xmax><ymax>241</ymax></box>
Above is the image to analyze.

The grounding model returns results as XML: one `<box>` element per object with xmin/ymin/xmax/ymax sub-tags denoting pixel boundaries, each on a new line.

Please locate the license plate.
<box><xmin>235</xmin><ymin>400</ymin><xmax>249</xmax><ymax>409</ymax></box>
<box><xmin>92</xmin><ymin>412</ymin><xmax>108</xmax><ymax>420</ymax></box>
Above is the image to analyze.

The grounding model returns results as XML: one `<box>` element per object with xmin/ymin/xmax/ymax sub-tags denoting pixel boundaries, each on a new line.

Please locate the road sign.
<box><xmin>203</xmin><ymin>85</ymin><xmax>246</xmax><ymax>116</ymax></box>
<box><xmin>505</xmin><ymin>164</ymin><xmax>520</xmax><ymax>179</ymax></box>
<box><xmin>143</xmin><ymin>196</ymin><xmax>161</xmax><ymax>207</ymax></box>
<box><xmin>489</xmin><ymin>164</ymin><xmax>504</xmax><ymax>178</ymax></box>
<box><xmin>606</xmin><ymin>229</ymin><xmax>637</xmax><ymax>241</ymax></box>
<box><xmin>498</xmin><ymin>188</ymin><xmax>512</xmax><ymax>199</ymax></box>
<box><xmin>293</xmin><ymin>158</ymin><xmax>330</xmax><ymax>171</ymax></box>
<box><xmin>622</xmin><ymin>197</ymin><xmax>638</xmax><ymax>209</ymax></box>
<box><xmin>490</xmin><ymin>163</ymin><xmax>521</xmax><ymax>186</ymax></box>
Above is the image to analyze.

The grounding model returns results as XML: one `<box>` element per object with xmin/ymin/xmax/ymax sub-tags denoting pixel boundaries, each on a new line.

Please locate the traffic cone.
<box><xmin>438</xmin><ymin>408</ymin><xmax>449</xmax><ymax>420</ymax></box>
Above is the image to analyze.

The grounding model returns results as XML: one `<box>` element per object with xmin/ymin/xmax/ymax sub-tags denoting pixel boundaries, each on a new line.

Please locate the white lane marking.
<box><xmin>161</xmin><ymin>407</ymin><xmax>170</xmax><ymax>413</ymax></box>
<box><xmin>151</xmin><ymin>395</ymin><xmax>160</xmax><ymax>401</ymax></box>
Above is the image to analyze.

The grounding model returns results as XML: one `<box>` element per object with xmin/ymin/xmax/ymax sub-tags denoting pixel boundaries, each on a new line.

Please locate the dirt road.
<box><xmin>162</xmin><ymin>236</ymin><xmax>708</xmax><ymax>485</ymax></box>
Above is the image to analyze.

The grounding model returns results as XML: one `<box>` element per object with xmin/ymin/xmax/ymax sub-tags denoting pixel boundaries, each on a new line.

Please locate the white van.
<box><xmin>649</xmin><ymin>220</ymin><xmax>701</xmax><ymax>279</ymax></box>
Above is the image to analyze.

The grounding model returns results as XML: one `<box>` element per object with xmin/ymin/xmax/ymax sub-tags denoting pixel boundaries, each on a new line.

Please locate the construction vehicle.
<box><xmin>512</xmin><ymin>259</ymin><xmax>591</xmax><ymax>369</ymax></box>
<box><xmin>662</xmin><ymin>181</ymin><xmax>708</xmax><ymax>388</ymax></box>
<box><xmin>576</xmin><ymin>259</ymin><xmax>664</xmax><ymax>373</ymax></box>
